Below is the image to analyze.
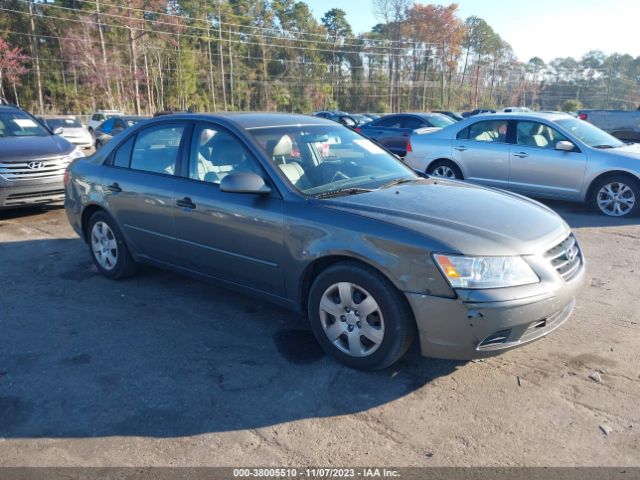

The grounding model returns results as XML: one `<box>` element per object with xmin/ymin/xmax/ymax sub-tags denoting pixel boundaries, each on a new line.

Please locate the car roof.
<box><xmin>146</xmin><ymin>112</ymin><xmax>337</xmax><ymax>130</ymax></box>
<box><xmin>470</xmin><ymin>111</ymin><xmax>571</xmax><ymax>122</ymax></box>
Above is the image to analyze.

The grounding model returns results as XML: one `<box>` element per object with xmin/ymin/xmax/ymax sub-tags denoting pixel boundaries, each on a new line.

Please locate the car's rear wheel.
<box><xmin>590</xmin><ymin>175</ymin><xmax>639</xmax><ymax>217</ymax></box>
<box><xmin>87</xmin><ymin>211</ymin><xmax>137</xmax><ymax>279</ymax></box>
<box><xmin>307</xmin><ymin>262</ymin><xmax>415</xmax><ymax>370</ymax></box>
<box><xmin>427</xmin><ymin>160</ymin><xmax>463</xmax><ymax>180</ymax></box>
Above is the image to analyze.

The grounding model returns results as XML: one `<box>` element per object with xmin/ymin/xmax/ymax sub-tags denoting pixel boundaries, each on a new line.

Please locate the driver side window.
<box><xmin>516</xmin><ymin>121</ymin><xmax>569</xmax><ymax>149</ymax></box>
<box><xmin>189</xmin><ymin>124</ymin><xmax>261</xmax><ymax>184</ymax></box>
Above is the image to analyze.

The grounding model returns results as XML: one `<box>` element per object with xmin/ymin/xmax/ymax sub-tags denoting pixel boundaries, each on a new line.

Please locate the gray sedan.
<box><xmin>65</xmin><ymin>113</ymin><xmax>584</xmax><ymax>369</ymax></box>
<box><xmin>405</xmin><ymin>112</ymin><xmax>640</xmax><ymax>217</ymax></box>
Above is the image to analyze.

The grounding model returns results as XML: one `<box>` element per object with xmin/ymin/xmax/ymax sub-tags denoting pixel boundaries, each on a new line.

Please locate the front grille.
<box><xmin>0</xmin><ymin>156</ymin><xmax>70</xmax><ymax>181</ymax></box>
<box><xmin>545</xmin><ymin>234</ymin><xmax>582</xmax><ymax>281</ymax></box>
<box><xmin>4</xmin><ymin>188</ymin><xmax>65</xmax><ymax>206</ymax></box>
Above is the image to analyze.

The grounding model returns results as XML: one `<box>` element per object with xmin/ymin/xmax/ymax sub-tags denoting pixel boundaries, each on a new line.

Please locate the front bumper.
<box><xmin>0</xmin><ymin>177</ymin><xmax>66</xmax><ymax>209</ymax></box>
<box><xmin>406</xmin><ymin>244</ymin><xmax>586</xmax><ymax>360</ymax></box>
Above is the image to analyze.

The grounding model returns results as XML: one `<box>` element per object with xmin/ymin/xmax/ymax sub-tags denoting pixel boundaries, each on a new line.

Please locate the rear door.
<box><xmin>171</xmin><ymin>122</ymin><xmax>286</xmax><ymax>296</ymax></box>
<box><xmin>508</xmin><ymin>120</ymin><xmax>587</xmax><ymax>199</ymax></box>
<box><xmin>361</xmin><ymin>116</ymin><xmax>403</xmax><ymax>153</ymax></box>
<box><xmin>102</xmin><ymin>122</ymin><xmax>189</xmax><ymax>263</ymax></box>
<box><xmin>451</xmin><ymin>119</ymin><xmax>510</xmax><ymax>188</ymax></box>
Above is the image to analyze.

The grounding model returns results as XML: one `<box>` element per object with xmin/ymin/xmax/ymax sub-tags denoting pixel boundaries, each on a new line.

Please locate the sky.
<box><xmin>304</xmin><ymin>0</ymin><xmax>639</xmax><ymax>63</ymax></box>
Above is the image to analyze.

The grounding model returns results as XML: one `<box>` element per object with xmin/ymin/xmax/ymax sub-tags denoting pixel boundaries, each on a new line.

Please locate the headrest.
<box><xmin>270</xmin><ymin>135</ymin><xmax>293</xmax><ymax>157</ymax></box>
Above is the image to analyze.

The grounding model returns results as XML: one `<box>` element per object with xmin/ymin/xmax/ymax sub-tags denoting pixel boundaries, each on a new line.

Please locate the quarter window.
<box><xmin>112</xmin><ymin>136</ymin><xmax>135</xmax><ymax>168</ymax></box>
<box><xmin>189</xmin><ymin>124</ymin><xmax>261</xmax><ymax>184</ymax></box>
<box><xmin>516</xmin><ymin>121</ymin><xmax>569</xmax><ymax>149</ymax></box>
<box><xmin>130</xmin><ymin>124</ymin><xmax>184</xmax><ymax>175</ymax></box>
<box><xmin>467</xmin><ymin>120</ymin><xmax>508</xmax><ymax>143</ymax></box>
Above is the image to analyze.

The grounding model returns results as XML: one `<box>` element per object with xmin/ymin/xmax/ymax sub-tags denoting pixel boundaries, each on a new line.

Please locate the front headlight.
<box><xmin>433</xmin><ymin>254</ymin><xmax>539</xmax><ymax>289</ymax></box>
<box><xmin>68</xmin><ymin>146</ymin><xmax>85</xmax><ymax>159</ymax></box>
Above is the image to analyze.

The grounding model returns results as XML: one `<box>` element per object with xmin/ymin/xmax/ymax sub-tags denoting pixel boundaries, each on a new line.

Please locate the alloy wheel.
<box><xmin>431</xmin><ymin>165</ymin><xmax>456</xmax><ymax>178</ymax></box>
<box><xmin>597</xmin><ymin>182</ymin><xmax>635</xmax><ymax>217</ymax></box>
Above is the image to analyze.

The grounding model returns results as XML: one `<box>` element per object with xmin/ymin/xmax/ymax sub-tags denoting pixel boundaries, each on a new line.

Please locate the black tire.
<box><xmin>589</xmin><ymin>174</ymin><xmax>640</xmax><ymax>217</ymax></box>
<box><xmin>87</xmin><ymin>211</ymin><xmax>138</xmax><ymax>279</ymax></box>
<box><xmin>307</xmin><ymin>261</ymin><xmax>415</xmax><ymax>370</ymax></box>
<box><xmin>95</xmin><ymin>139</ymin><xmax>102</xmax><ymax>150</ymax></box>
<box><xmin>427</xmin><ymin>160</ymin><xmax>463</xmax><ymax>180</ymax></box>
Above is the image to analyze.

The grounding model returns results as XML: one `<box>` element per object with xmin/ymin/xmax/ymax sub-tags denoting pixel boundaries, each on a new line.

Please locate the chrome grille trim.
<box><xmin>545</xmin><ymin>234</ymin><xmax>582</xmax><ymax>282</ymax></box>
<box><xmin>0</xmin><ymin>156</ymin><xmax>70</xmax><ymax>181</ymax></box>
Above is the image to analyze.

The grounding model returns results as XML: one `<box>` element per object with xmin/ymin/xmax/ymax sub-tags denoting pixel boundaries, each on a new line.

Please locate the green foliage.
<box><xmin>1</xmin><ymin>1</ymin><xmax>638</xmax><ymax>115</ymax></box>
<box><xmin>561</xmin><ymin>99</ymin><xmax>582</xmax><ymax>112</ymax></box>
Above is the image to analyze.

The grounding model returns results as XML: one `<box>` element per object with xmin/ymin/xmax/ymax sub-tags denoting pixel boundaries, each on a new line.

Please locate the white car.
<box><xmin>87</xmin><ymin>110</ymin><xmax>123</xmax><ymax>134</ymax></box>
<box><xmin>41</xmin><ymin>116</ymin><xmax>93</xmax><ymax>149</ymax></box>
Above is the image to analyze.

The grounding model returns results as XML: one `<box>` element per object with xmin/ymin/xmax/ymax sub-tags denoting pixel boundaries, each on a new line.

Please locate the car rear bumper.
<box><xmin>0</xmin><ymin>177</ymin><xmax>66</xmax><ymax>209</ymax></box>
<box><xmin>405</xmin><ymin>261</ymin><xmax>586</xmax><ymax>360</ymax></box>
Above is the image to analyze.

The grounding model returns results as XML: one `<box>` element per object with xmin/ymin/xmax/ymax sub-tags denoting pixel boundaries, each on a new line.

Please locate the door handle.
<box><xmin>454</xmin><ymin>146</ymin><xmax>467</xmax><ymax>152</ymax></box>
<box><xmin>107</xmin><ymin>182</ymin><xmax>122</xmax><ymax>193</ymax></box>
<box><xmin>513</xmin><ymin>152</ymin><xmax>529</xmax><ymax>158</ymax></box>
<box><xmin>176</xmin><ymin>197</ymin><xmax>196</xmax><ymax>210</ymax></box>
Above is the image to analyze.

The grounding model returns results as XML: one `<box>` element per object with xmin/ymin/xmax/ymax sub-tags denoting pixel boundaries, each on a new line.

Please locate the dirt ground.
<box><xmin>0</xmin><ymin>201</ymin><xmax>638</xmax><ymax>467</ymax></box>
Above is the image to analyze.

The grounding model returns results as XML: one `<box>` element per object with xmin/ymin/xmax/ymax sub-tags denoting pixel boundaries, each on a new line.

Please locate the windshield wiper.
<box><xmin>592</xmin><ymin>144</ymin><xmax>616</xmax><ymax>149</ymax></box>
<box><xmin>315</xmin><ymin>187</ymin><xmax>377</xmax><ymax>199</ymax></box>
<box><xmin>379</xmin><ymin>178</ymin><xmax>416</xmax><ymax>189</ymax></box>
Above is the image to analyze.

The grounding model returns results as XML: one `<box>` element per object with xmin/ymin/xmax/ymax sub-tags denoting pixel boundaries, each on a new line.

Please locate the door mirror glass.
<box><xmin>556</xmin><ymin>140</ymin><xmax>575</xmax><ymax>151</ymax></box>
<box><xmin>220</xmin><ymin>172</ymin><xmax>271</xmax><ymax>194</ymax></box>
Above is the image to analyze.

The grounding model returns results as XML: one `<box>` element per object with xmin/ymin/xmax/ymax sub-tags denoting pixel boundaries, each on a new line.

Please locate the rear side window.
<box><xmin>130</xmin><ymin>124</ymin><xmax>185</xmax><ymax>175</ymax></box>
<box><xmin>467</xmin><ymin>120</ymin><xmax>508</xmax><ymax>143</ymax></box>
<box><xmin>376</xmin><ymin>116</ymin><xmax>402</xmax><ymax>128</ymax></box>
<box><xmin>402</xmin><ymin>117</ymin><xmax>426</xmax><ymax>129</ymax></box>
<box><xmin>113</xmin><ymin>136</ymin><xmax>135</xmax><ymax>168</ymax></box>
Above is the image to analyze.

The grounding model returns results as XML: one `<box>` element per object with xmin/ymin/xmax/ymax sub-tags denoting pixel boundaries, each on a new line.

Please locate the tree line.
<box><xmin>0</xmin><ymin>0</ymin><xmax>639</xmax><ymax>115</ymax></box>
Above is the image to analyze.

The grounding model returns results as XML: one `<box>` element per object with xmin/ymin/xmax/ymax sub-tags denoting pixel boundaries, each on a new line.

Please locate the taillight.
<box><xmin>578</xmin><ymin>113</ymin><xmax>587</xmax><ymax>120</ymax></box>
<box><xmin>63</xmin><ymin>168</ymin><xmax>69</xmax><ymax>187</ymax></box>
<box><xmin>355</xmin><ymin>127</ymin><xmax>362</xmax><ymax>133</ymax></box>
<box><xmin>406</xmin><ymin>138</ymin><xmax>413</xmax><ymax>153</ymax></box>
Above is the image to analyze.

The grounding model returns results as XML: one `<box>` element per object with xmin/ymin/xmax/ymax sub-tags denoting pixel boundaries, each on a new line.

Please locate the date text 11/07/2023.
<box><xmin>232</xmin><ymin>468</ymin><xmax>400</xmax><ymax>478</ymax></box>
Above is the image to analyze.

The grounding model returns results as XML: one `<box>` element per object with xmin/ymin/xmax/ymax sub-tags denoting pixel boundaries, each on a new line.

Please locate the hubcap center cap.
<box><xmin>345</xmin><ymin>311</ymin><xmax>358</xmax><ymax>326</ymax></box>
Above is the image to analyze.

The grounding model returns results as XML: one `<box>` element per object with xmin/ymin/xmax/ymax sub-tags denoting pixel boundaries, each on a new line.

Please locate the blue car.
<box><xmin>357</xmin><ymin>113</ymin><xmax>455</xmax><ymax>157</ymax></box>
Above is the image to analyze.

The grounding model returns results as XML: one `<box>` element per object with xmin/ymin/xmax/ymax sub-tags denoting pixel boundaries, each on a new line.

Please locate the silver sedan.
<box><xmin>404</xmin><ymin>112</ymin><xmax>640</xmax><ymax>217</ymax></box>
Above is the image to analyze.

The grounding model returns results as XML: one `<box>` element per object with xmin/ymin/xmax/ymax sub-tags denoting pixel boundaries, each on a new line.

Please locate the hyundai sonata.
<box><xmin>65</xmin><ymin>113</ymin><xmax>585</xmax><ymax>369</ymax></box>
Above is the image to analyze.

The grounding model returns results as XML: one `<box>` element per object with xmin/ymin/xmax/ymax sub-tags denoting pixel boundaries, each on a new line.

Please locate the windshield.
<box><xmin>46</xmin><ymin>118</ymin><xmax>82</xmax><ymax>129</ymax></box>
<box><xmin>555</xmin><ymin>118</ymin><xmax>624</xmax><ymax>148</ymax></box>
<box><xmin>248</xmin><ymin>125</ymin><xmax>418</xmax><ymax>196</ymax></box>
<box><xmin>425</xmin><ymin>114</ymin><xmax>455</xmax><ymax>128</ymax></box>
<box><xmin>0</xmin><ymin>111</ymin><xmax>50</xmax><ymax>138</ymax></box>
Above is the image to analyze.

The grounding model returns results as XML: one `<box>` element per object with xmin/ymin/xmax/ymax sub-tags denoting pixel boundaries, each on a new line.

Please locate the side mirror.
<box><xmin>220</xmin><ymin>172</ymin><xmax>271</xmax><ymax>195</ymax></box>
<box><xmin>556</xmin><ymin>140</ymin><xmax>575</xmax><ymax>152</ymax></box>
<box><xmin>53</xmin><ymin>126</ymin><xmax>64</xmax><ymax>135</ymax></box>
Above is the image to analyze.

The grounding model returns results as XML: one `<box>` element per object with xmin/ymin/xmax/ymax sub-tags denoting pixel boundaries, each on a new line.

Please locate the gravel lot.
<box><xmin>0</xmin><ymin>201</ymin><xmax>638</xmax><ymax>467</ymax></box>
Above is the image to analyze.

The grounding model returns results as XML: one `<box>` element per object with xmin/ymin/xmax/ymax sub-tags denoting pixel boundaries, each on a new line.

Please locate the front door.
<box><xmin>508</xmin><ymin>120</ymin><xmax>587</xmax><ymax>200</ymax></box>
<box><xmin>172</xmin><ymin>122</ymin><xmax>286</xmax><ymax>296</ymax></box>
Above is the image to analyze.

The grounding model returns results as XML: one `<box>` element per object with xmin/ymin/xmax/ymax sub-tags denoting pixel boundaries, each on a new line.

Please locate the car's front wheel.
<box><xmin>427</xmin><ymin>160</ymin><xmax>463</xmax><ymax>180</ymax></box>
<box><xmin>87</xmin><ymin>211</ymin><xmax>137</xmax><ymax>279</ymax></box>
<box><xmin>307</xmin><ymin>262</ymin><xmax>415</xmax><ymax>370</ymax></box>
<box><xmin>591</xmin><ymin>175</ymin><xmax>639</xmax><ymax>217</ymax></box>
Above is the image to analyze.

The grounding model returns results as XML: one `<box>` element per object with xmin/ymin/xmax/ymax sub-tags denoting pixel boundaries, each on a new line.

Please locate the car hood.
<box><xmin>600</xmin><ymin>142</ymin><xmax>640</xmax><ymax>159</ymax></box>
<box><xmin>315</xmin><ymin>179</ymin><xmax>569</xmax><ymax>256</ymax></box>
<box><xmin>0</xmin><ymin>135</ymin><xmax>74</xmax><ymax>162</ymax></box>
